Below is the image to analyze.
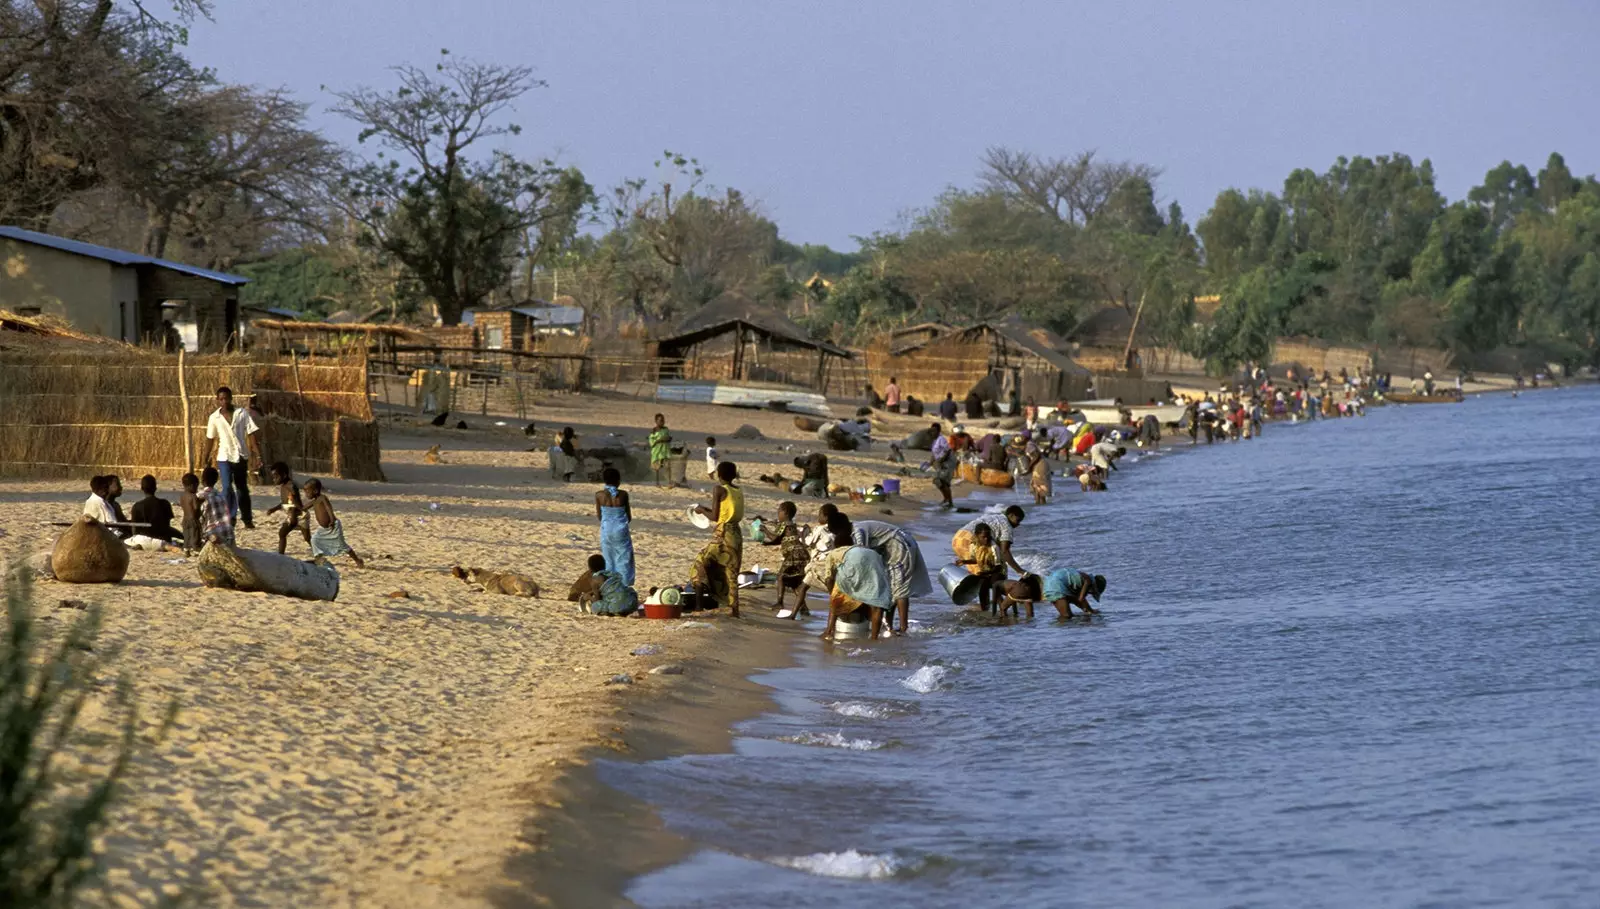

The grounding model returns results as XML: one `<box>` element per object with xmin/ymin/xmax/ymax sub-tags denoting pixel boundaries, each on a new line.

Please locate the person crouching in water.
<box><xmin>692</xmin><ymin>461</ymin><xmax>744</xmax><ymax>617</ymax></box>
<box><xmin>959</xmin><ymin>521</ymin><xmax>1008</xmax><ymax>614</ymax></box>
<box><xmin>1001</xmin><ymin>568</ymin><xmax>1106</xmax><ymax>619</ymax></box>
<box><xmin>817</xmin><ymin>513</ymin><xmax>894</xmax><ymax>641</ymax></box>
<box><xmin>575</xmin><ymin>553</ymin><xmax>639</xmax><ymax>615</ymax></box>
<box><xmin>303</xmin><ymin>479</ymin><xmax>364</xmax><ymax>568</ymax></box>
<box><xmin>264</xmin><ymin>462</ymin><xmax>311</xmax><ymax>555</ymax></box>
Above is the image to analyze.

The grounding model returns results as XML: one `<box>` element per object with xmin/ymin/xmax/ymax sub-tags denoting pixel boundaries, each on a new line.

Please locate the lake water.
<box><xmin>607</xmin><ymin>386</ymin><xmax>1600</xmax><ymax>909</ymax></box>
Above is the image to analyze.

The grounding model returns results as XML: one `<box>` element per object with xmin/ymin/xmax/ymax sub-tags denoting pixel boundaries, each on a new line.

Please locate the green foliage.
<box><xmin>0</xmin><ymin>565</ymin><xmax>177</xmax><ymax>908</ymax></box>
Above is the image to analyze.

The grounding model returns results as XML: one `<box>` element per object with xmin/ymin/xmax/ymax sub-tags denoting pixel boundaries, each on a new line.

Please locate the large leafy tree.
<box><xmin>334</xmin><ymin>52</ymin><xmax>584</xmax><ymax>325</ymax></box>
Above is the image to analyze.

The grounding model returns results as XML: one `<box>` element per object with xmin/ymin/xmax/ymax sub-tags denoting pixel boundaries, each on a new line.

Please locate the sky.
<box><xmin>182</xmin><ymin>0</ymin><xmax>1600</xmax><ymax>249</ymax></box>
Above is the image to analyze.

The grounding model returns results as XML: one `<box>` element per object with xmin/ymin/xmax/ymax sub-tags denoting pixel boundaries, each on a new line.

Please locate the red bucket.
<box><xmin>643</xmin><ymin>602</ymin><xmax>683</xmax><ymax>620</ymax></box>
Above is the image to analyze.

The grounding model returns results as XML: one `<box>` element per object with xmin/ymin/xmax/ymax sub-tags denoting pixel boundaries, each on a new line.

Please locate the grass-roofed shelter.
<box><xmin>654</xmin><ymin>292</ymin><xmax>853</xmax><ymax>390</ymax></box>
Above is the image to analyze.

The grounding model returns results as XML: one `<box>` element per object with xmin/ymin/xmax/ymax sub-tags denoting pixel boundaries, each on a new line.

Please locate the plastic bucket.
<box><xmin>643</xmin><ymin>602</ymin><xmax>683</xmax><ymax>620</ymax></box>
<box><xmin>938</xmin><ymin>563</ymin><xmax>983</xmax><ymax>606</ymax></box>
<box><xmin>833</xmin><ymin>615</ymin><xmax>871</xmax><ymax>640</ymax></box>
<box><xmin>881</xmin><ymin>478</ymin><xmax>901</xmax><ymax>495</ymax></box>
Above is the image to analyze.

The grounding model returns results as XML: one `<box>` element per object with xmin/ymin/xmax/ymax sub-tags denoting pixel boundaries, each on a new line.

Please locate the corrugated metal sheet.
<box><xmin>0</xmin><ymin>226</ymin><xmax>249</xmax><ymax>285</ymax></box>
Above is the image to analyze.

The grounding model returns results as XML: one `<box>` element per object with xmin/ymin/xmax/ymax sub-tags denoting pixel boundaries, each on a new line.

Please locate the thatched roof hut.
<box><xmin>654</xmin><ymin>293</ymin><xmax>852</xmax><ymax>390</ymax></box>
<box><xmin>869</xmin><ymin>319</ymin><xmax>1092</xmax><ymax>406</ymax></box>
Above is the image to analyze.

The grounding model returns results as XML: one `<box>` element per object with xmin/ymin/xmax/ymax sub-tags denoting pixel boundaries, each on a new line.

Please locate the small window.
<box><xmin>485</xmin><ymin>327</ymin><xmax>505</xmax><ymax>349</ymax></box>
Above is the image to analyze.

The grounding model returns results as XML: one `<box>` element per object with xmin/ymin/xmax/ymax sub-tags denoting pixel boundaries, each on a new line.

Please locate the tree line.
<box><xmin>5</xmin><ymin>2</ymin><xmax>1595</xmax><ymax>368</ymax></box>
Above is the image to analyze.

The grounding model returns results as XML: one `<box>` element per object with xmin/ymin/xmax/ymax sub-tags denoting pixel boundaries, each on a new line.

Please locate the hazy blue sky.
<box><xmin>185</xmin><ymin>1</ymin><xmax>1598</xmax><ymax>248</ymax></box>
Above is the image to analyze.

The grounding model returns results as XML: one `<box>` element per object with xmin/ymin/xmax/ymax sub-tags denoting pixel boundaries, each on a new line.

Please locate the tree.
<box><xmin>980</xmin><ymin>146</ymin><xmax>1161</xmax><ymax>226</ymax></box>
<box><xmin>335</xmin><ymin>52</ymin><xmax>575</xmax><ymax>325</ymax></box>
<box><xmin>0</xmin><ymin>0</ymin><xmax>212</xmax><ymax>228</ymax></box>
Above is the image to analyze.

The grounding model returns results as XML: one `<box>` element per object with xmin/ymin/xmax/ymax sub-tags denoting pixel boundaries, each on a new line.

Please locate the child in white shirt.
<box><xmin>704</xmin><ymin>437</ymin><xmax>719</xmax><ymax>479</ymax></box>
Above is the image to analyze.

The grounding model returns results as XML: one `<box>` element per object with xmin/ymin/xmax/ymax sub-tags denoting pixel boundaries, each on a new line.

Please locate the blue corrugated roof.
<box><xmin>0</xmin><ymin>226</ymin><xmax>249</xmax><ymax>286</ymax></box>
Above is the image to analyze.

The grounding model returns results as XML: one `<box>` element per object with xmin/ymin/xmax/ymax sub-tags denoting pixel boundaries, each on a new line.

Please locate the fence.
<box><xmin>0</xmin><ymin>348</ymin><xmax>382</xmax><ymax>481</ymax></box>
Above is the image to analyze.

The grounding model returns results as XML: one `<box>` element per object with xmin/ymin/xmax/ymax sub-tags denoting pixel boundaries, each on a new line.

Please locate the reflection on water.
<box><xmin>610</xmin><ymin>387</ymin><xmax>1600</xmax><ymax>909</ymax></box>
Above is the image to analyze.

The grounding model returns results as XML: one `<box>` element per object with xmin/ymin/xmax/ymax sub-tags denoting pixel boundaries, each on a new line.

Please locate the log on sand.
<box><xmin>196</xmin><ymin>541</ymin><xmax>340</xmax><ymax>601</ymax></box>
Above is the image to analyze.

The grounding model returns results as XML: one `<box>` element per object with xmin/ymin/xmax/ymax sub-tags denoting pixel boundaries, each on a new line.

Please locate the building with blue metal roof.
<box><xmin>0</xmin><ymin>226</ymin><xmax>250</xmax><ymax>352</ymax></box>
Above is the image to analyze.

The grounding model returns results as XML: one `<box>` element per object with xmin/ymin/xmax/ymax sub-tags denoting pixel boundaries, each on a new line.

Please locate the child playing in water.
<box><xmin>179</xmin><ymin>472</ymin><xmax>201</xmax><ymax>554</ymax></box>
<box><xmin>264</xmin><ymin>462</ymin><xmax>312</xmax><ymax>555</ymax></box>
<box><xmin>303</xmin><ymin>478</ymin><xmax>364</xmax><ymax>568</ymax></box>
<box><xmin>959</xmin><ymin>522</ymin><xmax>1006</xmax><ymax>614</ymax></box>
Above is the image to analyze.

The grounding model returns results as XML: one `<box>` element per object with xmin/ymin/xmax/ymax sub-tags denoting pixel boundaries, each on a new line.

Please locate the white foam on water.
<box><xmin>899</xmin><ymin>664</ymin><xmax>950</xmax><ymax>693</ymax></box>
<box><xmin>1016</xmin><ymin>553</ymin><xmax>1054</xmax><ymax>575</ymax></box>
<box><xmin>778</xmin><ymin>730</ymin><xmax>887</xmax><ymax>751</ymax></box>
<box><xmin>827</xmin><ymin>701</ymin><xmax>893</xmax><ymax>719</ymax></box>
<box><xmin>769</xmin><ymin>849</ymin><xmax>902</xmax><ymax>880</ymax></box>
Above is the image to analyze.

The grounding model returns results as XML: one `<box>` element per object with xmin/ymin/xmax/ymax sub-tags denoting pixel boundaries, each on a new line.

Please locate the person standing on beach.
<box><xmin>202</xmin><ymin>386</ymin><xmax>262</xmax><ymax>529</ymax></box>
<box><xmin>692</xmin><ymin>461</ymin><xmax>744</xmax><ymax>617</ymax></box>
<box><xmin>939</xmin><ymin>392</ymin><xmax>958</xmax><ymax>423</ymax></box>
<box><xmin>884</xmin><ymin>377</ymin><xmax>902</xmax><ymax>413</ymax></box>
<box><xmin>595</xmin><ymin>467</ymin><xmax>634</xmax><ymax>585</ymax></box>
<box><xmin>759</xmin><ymin>501</ymin><xmax>811</xmax><ymax>616</ymax></box>
<box><xmin>648</xmin><ymin>414</ymin><xmax>673</xmax><ymax>487</ymax></box>
<box><xmin>303</xmin><ymin>478</ymin><xmax>364</xmax><ymax>568</ymax></box>
<box><xmin>951</xmin><ymin>507</ymin><xmax>1026</xmax><ymax>577</ymax></box>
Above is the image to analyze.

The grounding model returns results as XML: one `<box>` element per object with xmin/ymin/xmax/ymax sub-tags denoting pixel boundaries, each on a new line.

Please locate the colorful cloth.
<box><xmin>199</xmin><ymin>488</ymin><xmax>233</xmax><ymax>546</ymax></box>
<box><xmin>1041</xmin><ymin>568</ymin><xmax>1087</xmax><ymax>603</ymax></box>
<box><xmin>1030</xmin><ymin>456</ymin><xmax>1053</xmax><ymax>498</ymax></box>
<box><xmin>598</xmin><ymin>488</ymin><xmax>634</xmax><ymax>585</ymax></box>
<box><xmin>648</xmin><ymin>427</ymin><xmax>673</xmax><ymax>467</ymax></box>
<box><xmin>693</xmin><ymin>525</ymin><xmax>743</xmax><ymax>608</ymax></box>
<box><xmin>969</xmin><ymin>543</ymin><xmax>999</xmax><ymax>576</ymax></box>
<box><xmin>716</xmin><ymin>482</ymin><xmax>744</xmax><ymax>527</ymax></box>
<box><xmin>831</xmin><ymin>546</ymin><xmax>892</xmax><ymax>609</ymax></box>
<box><xmin>310</xmin><ymin>518</ymin><xmax>354</xmax><ymax>558</ymax></box>
<box><xmin>851</xmin><ymin>520</ymin><xmax>932</xmax><ymax>601</ymax></box>
<box><xmin>591</xmin><ymin>570</ymin><xmax>639</xmax><ymax>616</ymax></box>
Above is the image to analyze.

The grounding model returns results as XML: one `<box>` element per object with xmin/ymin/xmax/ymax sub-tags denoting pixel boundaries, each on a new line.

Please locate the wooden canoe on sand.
<box><xmin>957</xmin><ymin>463</ymin><xmax>1016</xmax><ymax>489</ymax></box>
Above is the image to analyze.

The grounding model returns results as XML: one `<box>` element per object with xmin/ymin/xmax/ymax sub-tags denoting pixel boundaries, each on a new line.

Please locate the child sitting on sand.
<box><xmin>198</xmin><ymin>466</ymin><xmax>233</xmax><ymax>546</ymax></box>
<box><xmin>179</xmin><ymin>472</ymin><xmax>201</xmax><ymax>554</ymax></box>
<box><xmin>573</xmin><ymin>554</ymin><xmax>638</xmax><ymax>616</ymax></box>
<box><xmin>264</xmin><ymin>462</ymin><xmax>312</xmax><ymax>556</ymax></box>
<box><xmin>959</xmin><ymin>522</ymin><xmax>1006</xmax><ymax>614</ymax></box>
<box><xmin>302</xmin><ymin>478</ymin><xmax>364</xmax><ymax>568</ymax></box>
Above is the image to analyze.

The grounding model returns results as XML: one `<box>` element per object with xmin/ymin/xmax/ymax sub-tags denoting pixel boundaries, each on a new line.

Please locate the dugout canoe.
<box><xmin>1384</xmin><ymin>392</ymin><xmax>1462</xmax><ymax>404</ymax></box>
<box><xmin>655</xmin><ymin>380</ymin><xmax>834</xmax><ymax>417</ymax></box>
<box><xmin>957</xmin><ymin>462</ymin><xmax>1016</xmax><ymax>489</ymax></box>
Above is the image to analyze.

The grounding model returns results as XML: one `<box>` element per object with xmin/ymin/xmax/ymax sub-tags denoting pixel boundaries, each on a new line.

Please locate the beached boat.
<box><xmin>654</xmin><ymin>380</ymin><xmax>835</xmax><ymax>417</ymax></box>
<box><xmin>1059</xmin><ymin>399</ymin><xmax>1188</xmax><ymax>426</ymax></box>
<box><xmin>1384</xmin><ymin>392</ymin><xmax>1462</xmax><ymax>404</ymax></box>
<box><xmin>957</xmin><ymin>463</ymin><xmax>1016</xmax><ymax>489</ymax></box>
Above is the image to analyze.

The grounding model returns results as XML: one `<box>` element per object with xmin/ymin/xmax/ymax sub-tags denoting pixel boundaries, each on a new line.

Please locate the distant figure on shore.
<box><xmin>130</xmin><ymin>475</ymin><xmax>177</xmax><ymax>544</ymax></box>
<box><xmin>884</xmin><ymin>377</ymin><xmax>902</xmax><ymax>413</ymax></box>
<box><xmin>648</xmin><ymin>414</ymin><xmax>673</xmax><ymax>487</ymax></box>
<box><xmin>692</xmin><ymin>461</ymin><xmax>744</xmax><ymax>617</ymax></box>
<box><xmin>939</xmin><ymin>392</ymin><xmax>959</xmax><ymax>423</ymax></box>
<box><xmin>551</xmin><ymin>427</ymin><xmax>579</xmax><ymax>483</ymax></box>
<box><xmin>952</xmin><ymin>508</ymin><xmax>1026</xmax><ymax>577</ymax></box>
<box><xmin>703</xmin><ymin>436</ymin><xmax>719</xmax><ymax>480</ymax></box>
<box><xmin>792</xmin><ymin>452</ymin><xmax>829</xmax><ymax>497</ymax></box>
<box><xmin>1027</xmin><ymin>442</ymin><xmax>1053</xmax><ymax>505</ymax></box>
<box><xmin>303</xmin><ymin>478</ymin><xmax>364</xmax><ymax>568</ymax></box>
<box><xmin>1002</xmin><ymin>569</ymin><xmax>1106</xmax><ymax>619</ymax></box>
<box><xmin>964</xmin><ymin>388</ymin><xmax>984</xmax><ymax>420</ymax></box>
<box><xmin>573</xmin><ymin>554</ymin><xmax>638</xmax><ymax>615</ymax></box>
<box><xmin>203</xmin><ymin>385</ymin><xmax>261</xmax><ymax>530</ymax></box>
<box><xmin>198</xmin><ymin>466</ymin><xmax>233</xmax><ymax>546</ymax></box>
<box><xmin>759</xmin><ymin>501</ymin><xmax>811</xmax><ymax>616</ymax></box>
<box><xmin>160</xmin><ymin>318</ymin><xmax>182</xmax><ymax>353</ymax></box>
<box><xmin>265</xmin><ymin>462</ymin><xmax>311</xmax><ymax>555</ymax></box>
<box><xmin>931</xmin><ymin>444</ymin><xmax>956</xmax><ymax>508</ymax></box>
<box><xmin>178</xmin><ymin>473</ymin><xmax>201</xmax><ymax>554</ymax></box>
<box><xmin>1423</xmin><ymin>371</ymin><xmax>1436</xmax><ymax>395</ymax></box>
<box><xmin>595</xmin><ymin>467</ymin><xmax>634</xmax><ymax>586</ymax></box>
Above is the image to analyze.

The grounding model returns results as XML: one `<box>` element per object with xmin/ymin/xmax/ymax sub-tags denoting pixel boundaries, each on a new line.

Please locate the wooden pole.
<box><xmin>291</xmin><ymin>350</ymin><xmax>308</xmax><ymax>473</ymax></box>
<box><xmin>1121</xmin><ymin>291</ymin><xmax>1148</xmax><ymax>375</ymax></box>
<box><xmin>178</xmin><ymin>348</ymin><xmax>193</xmax><ymax>472</ymax></box>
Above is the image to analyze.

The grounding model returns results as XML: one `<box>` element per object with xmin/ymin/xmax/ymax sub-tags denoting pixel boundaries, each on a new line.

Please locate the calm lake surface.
<box><xmin>607</xmin><ymin>386</ymin><xmax>1600</xmax><ymax>909</ymax></box>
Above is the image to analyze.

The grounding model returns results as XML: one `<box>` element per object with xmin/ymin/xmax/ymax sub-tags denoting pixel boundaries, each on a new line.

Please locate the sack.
<box><xmin>52</xmin><ymin>517</ymin><xmax>129</xmax><ymax>584</ymax></box>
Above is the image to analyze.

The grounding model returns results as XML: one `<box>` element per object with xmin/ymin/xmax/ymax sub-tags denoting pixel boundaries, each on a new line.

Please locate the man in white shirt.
<box><xmin>1089</xmin><ymin>439</ymin><xmax>1126</xmax><ymax>474</ymax></box>
<box><xmin>202</xmin><ymin>386</ymin><xmax>262</xmax><ymax>529</ymax></box>
<box><xmin>83</xmin><ymin>474</ymin><xmax>117</xmax><ymax>524</ymax></box>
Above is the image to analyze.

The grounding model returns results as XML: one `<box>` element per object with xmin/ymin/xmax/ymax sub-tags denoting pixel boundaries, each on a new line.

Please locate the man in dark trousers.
<box><xmin>202</xmin><ymin>386</ymin><xmax>263</xmax><ymax>529</ymax></box>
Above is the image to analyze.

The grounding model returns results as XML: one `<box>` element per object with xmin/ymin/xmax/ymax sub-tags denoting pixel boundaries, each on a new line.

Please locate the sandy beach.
<box><xmin>4</xmin><ymin>394</ymin><xmax>936</xmax><ymax>907</ymax></box>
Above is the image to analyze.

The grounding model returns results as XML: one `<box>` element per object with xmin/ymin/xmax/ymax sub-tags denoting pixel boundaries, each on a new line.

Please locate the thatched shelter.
<box><xmin>0</xmin><ymin>310</ymin><xmax>382</xmax><ymax>482</ymax></box>
<box><xmin>654</xmin><ymin>293</ymin><xmax>852</xmax><ymax>390</ymax></box>
<box><xmin>247</xmin><ymin>318</ymin><xmax>432</xmax><ymax>358</ymax></box>
<box><xmin>867</xmin><ymin>319</ymin><xmax>1093</xmax><ymax>405</ymax></box>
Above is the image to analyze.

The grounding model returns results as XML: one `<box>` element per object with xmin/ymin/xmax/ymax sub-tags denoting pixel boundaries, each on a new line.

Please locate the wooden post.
<box><xmin>178</xmin><ymin>348</ymin><xmax>193</xmax><ymax>472</ymax></box>
<box><xmin>1121</xmin><ymin>291</ymin><xmax>1148</xmax><ymax>376</ymax></box>
<box><xmin>290</xmin><ymin>350</ymin><xmax>308</xmax><ymax>473</ymax></box>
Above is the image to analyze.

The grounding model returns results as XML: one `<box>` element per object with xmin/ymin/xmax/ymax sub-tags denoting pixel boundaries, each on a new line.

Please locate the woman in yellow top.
<box><xmin>693</xmin><ymin>460</ymin><xmax>745</xmax><ymax>616</ymax></box>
